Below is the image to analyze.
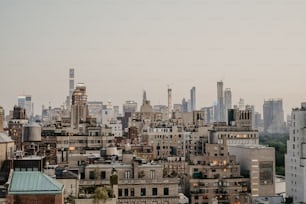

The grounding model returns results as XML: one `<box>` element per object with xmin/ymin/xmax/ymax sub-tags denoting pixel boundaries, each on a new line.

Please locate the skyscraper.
<box><xmin>182</xmin><ymin>98</ymin><xmax>188</xmax><ymax>113</ymax></box>
<box><xmin>190</xmin><ymin>86</ymin><xmax>196</xmax><ymax>111</ymax></box>
<box><xmin>224</xmin><ymin>88</ymin><xmax>232</xmax><ymax>122</ymax></box>
<box><xmin>238</xmin><ymin>98</ymin><xmax>245</xmax><ymax>110</ymax></box>
<box><xmin>285</xmin><ymin>102</ymin><xmax>306</xmax><ymax>202</ymax></box>
<box><xmin>17</xmin><ymin>95</ymin><xmax>33</xmax><ymax>119</ymax></box>
<box><xmin>168</xmin><ymin>87</ymin><xmax>172</xmax><ymax>118</ymax></box>
<box><xmin>123</xmin><ymin>101</ymin><xmax>138</xmax><ymax>114</ymax></box>
<box><xmin>216</xmin><ymin>81</ymin><xmax>225</xmax><ymax>122</ymax></box>
<box><xmin>67</xmin><ymin>68</ymin><xmax>75</xmax><ymax>108</ymax></box>
<box><xmin>71</xmin><ymin>83</ymin><xmax>88</xmax><ymax>129</ymax></box>
<box><xmin>0</xmin><ymin>106</ymin><xmax>4</xmax><ymax>132</ymax></box>
<box><xmin>88</xmin><ymin>101</ymin><xmax>103</xmax><ymax>124</ymax></box>
<box><xmin>246</xmin><ymin>105</ymin><xmax>255</xmax><ymax>129</ymax></box>
<box><xmin>263</xmin><ymin>99</ymin><xmax>285</xmax><ymax>134</ymax></box>
<box><xmin>142</xmin><ymin>90</ymin><xmax>147</xmax><ymax>105</ymax></box>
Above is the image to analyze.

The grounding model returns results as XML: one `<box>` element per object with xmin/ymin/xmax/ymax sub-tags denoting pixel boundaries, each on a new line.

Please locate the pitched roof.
<box><xmin>8</xmin><ymin>171</ymin><xmax>64</xmax><ymax>195</ymax></box>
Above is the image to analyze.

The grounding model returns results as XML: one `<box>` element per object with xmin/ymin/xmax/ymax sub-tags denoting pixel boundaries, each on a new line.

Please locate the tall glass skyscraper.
<box><xmin>190</xmin><ymin>86</ymin><xmax>196</xmax><ymax>111</ymax></box>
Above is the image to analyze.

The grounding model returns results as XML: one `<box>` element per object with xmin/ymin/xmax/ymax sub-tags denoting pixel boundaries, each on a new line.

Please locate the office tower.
<box><xmin>285</xmin><ymin>102</ymin><xmax>306</xmax><ymax>202</ymax></box>
<box><xmin>122</xmin><ymin>101</ymin><xmax>137</xmax><ymax>130</ymax></box>
<box><xmin>201</xmin><ymin>106</ymin><xmax>214</xmax><ymax>124</ymax></box>
<box><xmin>71</xmin><ymin>83</ymin><xmax>88</xmax><ymax>129</ymax></box>
<box><xmin>168</xmin><ymin>87</ymin><xmax>172</xmax><ymax>118</ymax></box>
<box><xmin>113</xmin><ymin>105</ymin><xmax>120</xmax><ymax>118</ymax></box>
<box><xmin>190</xmin><ymin>86</ymin><xmax>196</xmax><ymax>111</ymax></box>
<box><xmin>13</xmin><ymin>106</ymin><xmax>26</xmax><ymax>120</ymax></box>
<box><xmin>246</xmin><ymin>105</ymin><xmax>255</xmax><ymax>129</ymax></box>
<box><xmin>17</xmin><ymin>95</ymin><xmax>33</xmax><ymax>119</ymax></box>
<box><xmin>217</xmin><ymin>81</ymin><xmax>225</xmax><ymax>122</ymax></box>
<box><xmin>263</xmin><ymin>99</ymin><xmax>285</xmax><ymax>134</ymax></box>
<box><xmin>238</xmin><ymin>98</ymin><xmax>245</xmax><ymax>110</ymax></box>
<box><xmin>187</xmin><ymin>99</ymin><xmax>192</xmax><ymax>112</ymax></box>
<box><xmin>182</xmin><ymin>98</ymin><xmax>188</xmax><ymax>113</ymax></box>
<box><xmin>102</xmin><ymin>101</ymin><xmax>115</xmax><ymax>125</ymax></box>
<box><xmin>173</xmin><ymin>104</ymin><xmax>182</xmax><ymax>112</ymax></box>
<box><xmin>224</xmin><ymin>88</ymin><xmax>232</xmax><ymax>122</ymax></box>
<box><xmin>88</xmin><ymin>101</ymin><xmax>103</xmax><ymax>124</ymax></box>
<box><xmin>254</xmin><ymin>112</ymin><xmax>263</xmax><ymax>130</ymax></box>
<box><xmin>123</xmin><ymin>101</ymin><xmax>137</xmax><ymax>114</ymax></box>
<box><xmin>67</xmin><ymin>68</ymin><xmax>75</xmax><ymax>108</ymax></box>
<box><xmin>0</xmin><ymin>106</ymin><xmax>4</xmax><ymax>132</ymax></box>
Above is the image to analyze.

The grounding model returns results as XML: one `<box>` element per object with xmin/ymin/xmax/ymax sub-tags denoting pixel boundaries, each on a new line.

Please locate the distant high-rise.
<box><xmin>190</xmin><ymin>86</ymin><xmax>196</xmax><ymax>111</ymax></box>
<box><xmin>122</xmin><ymin>100</ymin><xmax>137</xmax><ymax>130</ymax></box>
<box><xmin>216</xmin><ymin>81</ymin><xmax>225</xmax><ymax>122</ymax></box>
<box><xmin>238</xmin><ymin>98</ymin><xmax>245</xmax><ymax>110</ymax></box>
<box><xmin>263</xmin><ymin>98</ymin><xmax>285</xmax><ymax>134</ymax></box>
<box><xmin>246</xmin><ymin>105</ymin><xmax>255</xmax><ymax>129</ymax></box>
<box><xmin>0</xmin><ymin>106</ymin><xmax>4</xmax><ymax>132</ymax></box>
<box><xmin>13</xmin><ymin>106</ymin><xmax>26</xmax><ymax>120</ymax></box>
<box><xmin>88</xmin><ymin>101</ymin><xmax>103</xmax><ymax>124</ymax></box>
<box><xmin>224</xmin><ymin>88</ymin><xmax>232</xmax><ymax>122</ymax></box>
<box><xmin>173</xmin><ymin>104</ymin><xmax>182</xmax><ymax>113</ymax></box>
<box><xmin>182</xmin><ymin>98</ymin><xmax>188</xmax><ymax>113</ymax></box>
<box><xmin>113</xmin><ymin>105</ymin><xmax>120</xmax><ymax>118</ymax></box>
<box><xmin>285</xmin><ymin>102</ymin><xmax>306</xmax><ymax>203</ymax></box>
<box><xmin>168</xmin><ymin>87</ymin><xmax>172</xmax><ymax>118</ymax></box>
<box><xmin>123</xmin><ymin>101</ymin><xmax>137</xmax><ymax>114</ymax></box>
<box><xmin>142</xmin><ymin>90</ymin><xmax>147</xmax><ymax>105</ymax></box>
<box><xmin>67</xmin><ymin>68</ymin><xmax>75</xmax><ymax>108</ymax></box>
<box><xmin>17</xmin><ymin>95</ymin><xmax>33</xmax><ymax>119</ymax></box>
<box><xmin>254</xmin><ymin>112</ymin><xmax>263</xmax><ymax>130</ymax></box>
<box><xmin>201</xmin><ymin>106</ymin><xmax>214</xmax><ymax>124</ymax></box>
<box><xmin>71</xmin><ymin>83</ymin><xmax>88</xmax><ymax>129</ymax></box>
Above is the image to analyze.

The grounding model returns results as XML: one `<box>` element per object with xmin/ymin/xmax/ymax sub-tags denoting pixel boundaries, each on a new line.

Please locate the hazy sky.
<box><xmin>1</xmin><ymin>0</ymin><xmax>306</xmax><ymax>117</ymax></box>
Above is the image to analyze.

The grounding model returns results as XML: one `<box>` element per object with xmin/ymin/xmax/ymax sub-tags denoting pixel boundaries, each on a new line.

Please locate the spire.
<box><xmin>143</xmin><ymin>90</ymin><xmax>147</xmax><ymax>105</ymax></box>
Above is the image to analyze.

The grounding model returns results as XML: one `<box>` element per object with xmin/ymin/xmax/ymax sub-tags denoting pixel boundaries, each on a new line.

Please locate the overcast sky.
<box><xmin>1</xmin><ymin>0</ymin><xmax>306</xmax><ymax>117</ymax></box>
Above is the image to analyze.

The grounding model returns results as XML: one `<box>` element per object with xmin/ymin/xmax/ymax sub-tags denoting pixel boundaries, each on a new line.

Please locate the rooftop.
<box><xmin>229</xmin><ymin>144</ymin><xmax>274</xmax><ymax>150</ymax></box>
<box><xmin>8</xmin><ymin>171</ymin><xmax>63</xmax><ymax>195</ymax></box>
<box><xmin>0</xmin><ymin>132</ymin><xmax>14</xmax><ymax>143</ymax></box>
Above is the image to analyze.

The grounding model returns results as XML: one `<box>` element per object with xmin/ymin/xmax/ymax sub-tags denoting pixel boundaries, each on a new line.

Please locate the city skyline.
<box><xmin>1</xmin><ymin>0</ymin><xmax>306</xmax><ymax>116</ymax></box>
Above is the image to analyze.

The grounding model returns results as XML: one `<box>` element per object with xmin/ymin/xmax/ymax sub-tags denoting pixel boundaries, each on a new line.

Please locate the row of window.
<box><xmin>118</xmin><ymin>187</ymin><xmax>169</xmax><ymax>197</ymax></box>
<box><xmin>218</xmin><ymin>134</ymin><xmax>257</xmax><ymax>138</ymax></box>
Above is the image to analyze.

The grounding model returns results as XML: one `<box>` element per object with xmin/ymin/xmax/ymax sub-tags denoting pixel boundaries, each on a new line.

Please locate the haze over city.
<box><xmin>1</xmin><ymin>0</ymin><xmax>306</xmax><ymax>116</ymax></box>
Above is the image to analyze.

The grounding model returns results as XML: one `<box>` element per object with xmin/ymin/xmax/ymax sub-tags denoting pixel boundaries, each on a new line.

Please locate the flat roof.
<box><xmin>228</xmin><ymin>144</ymin><xmax>274</xmax><ymax>149</ymax></box>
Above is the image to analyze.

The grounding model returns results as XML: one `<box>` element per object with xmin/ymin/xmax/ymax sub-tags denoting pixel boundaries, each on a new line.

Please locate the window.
<box><xmin>124</xmin><ymin>188</ymin><xmax>128</xmax><ymax>196</ymax></box>
<box><xmin>164</xmin><ymin>187</ymin><xmax>169</xmax><ymax>196</ymax></box>
<box><xmin>150</xmin><ymin>170</ymin><xmax>155</xmax><ymax>179</ymax></box>
<box><xmin>101</xmin><ymin>171</ymin><xmax>106</xmax><ymax>179</ymax></box>
<box><xmin>141</xmin><ymin>188</ymin><xmax>146</xmax><ymax>196</ymax></box>
<box><xmin>89</xmin><ymin>171</ymin><xmax>95</xmax><ymax>179</ymax></box>
<box><xmin>130</xmin><ymin>188</ymin><xmax>135</xmax><ymax>196</ymax></box>
<box><xmin>125</xmin><ymin>171</ymin><xmax>131</xmax><ymax>179</ymax></box>
<box><xmin>152</xmin><ymin>188</ymin><xmax>158</xmax><ymax>196</ymax></box>
<box><xmin>118</xmin><ymin>189</ymin><xmax>122</xmax><ymax>197</ymax></box>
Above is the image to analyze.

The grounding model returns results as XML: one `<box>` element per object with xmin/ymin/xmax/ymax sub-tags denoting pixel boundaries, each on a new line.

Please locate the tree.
<box><xmin>93</xmin><ymin>187</ymin><xmax>109</xmax><ymax>204</ymax></box>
